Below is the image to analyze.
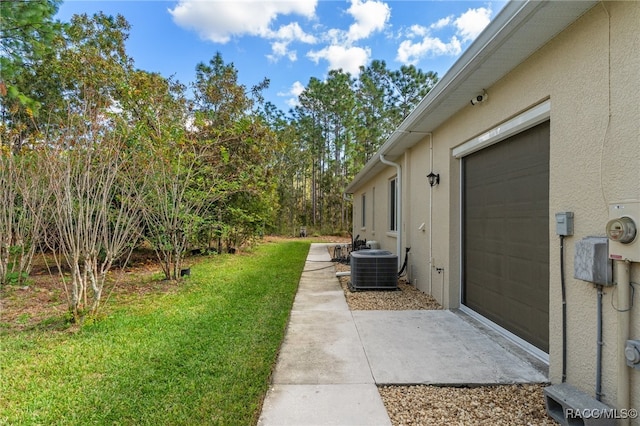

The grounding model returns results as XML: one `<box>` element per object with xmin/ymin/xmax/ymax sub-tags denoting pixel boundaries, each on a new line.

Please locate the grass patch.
<box><xmin>0</xmin><ymin>240</ymin><xmax>310</xmax><ymax>425</ymax></box>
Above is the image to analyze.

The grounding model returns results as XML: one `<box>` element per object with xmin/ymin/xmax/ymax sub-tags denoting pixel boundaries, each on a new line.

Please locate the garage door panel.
<box><xmin>463</xmin><ymin>121</ymin><xmax>550</xmax><ymax>353</ymax></box>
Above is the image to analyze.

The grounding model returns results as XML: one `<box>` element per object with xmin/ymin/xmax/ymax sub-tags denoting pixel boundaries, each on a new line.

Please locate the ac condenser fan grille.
<box><xmin>350</xmin><ymin>250</ymin><xmax>398</xmax><ymax>291</ymax></box>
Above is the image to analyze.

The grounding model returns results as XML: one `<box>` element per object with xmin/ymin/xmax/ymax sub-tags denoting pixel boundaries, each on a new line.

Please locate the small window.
<box><xmin>361</xmin><ymin>193</ymin><xmax>366</xmax><ymax>227</ymax></box>
<box><xmin>372</xmin><ymin>187</ymin><xmax>376</xmax><ymax>231</ymax></box>
<box><xmin>389</xmin><ymin>177</ymin><xmax>397</xmax><ymax>232</ymax></box>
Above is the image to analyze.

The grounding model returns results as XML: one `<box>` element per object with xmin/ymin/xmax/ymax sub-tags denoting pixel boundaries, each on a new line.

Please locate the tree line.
<box><xmin>0</xmin><ymin>0</ymin><xmax>437</xmax><ymax>320</ymax></box>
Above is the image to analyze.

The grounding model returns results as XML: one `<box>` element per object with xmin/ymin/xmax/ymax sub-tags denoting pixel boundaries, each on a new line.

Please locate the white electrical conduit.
<box><xmin>380</xmin><ymin>154</ymin><xmax>402</xmax><ymax>271</ymax></box>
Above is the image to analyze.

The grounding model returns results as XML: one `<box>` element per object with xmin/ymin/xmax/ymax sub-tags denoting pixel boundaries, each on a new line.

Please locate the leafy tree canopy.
<box><xmin>0</xmin><ymin>0</ymin><xmax>63</xmax><ymax>114</ymax></box>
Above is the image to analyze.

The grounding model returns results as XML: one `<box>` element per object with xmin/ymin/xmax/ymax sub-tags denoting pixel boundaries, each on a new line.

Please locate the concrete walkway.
<box><xmin>257</xmin><ymin>243</ymin><xmax>548</xmax><ymax>426</ymax></box>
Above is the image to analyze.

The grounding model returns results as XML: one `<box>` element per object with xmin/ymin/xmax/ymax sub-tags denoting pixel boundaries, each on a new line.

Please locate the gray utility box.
<box><xmin>556</xmin><ymin>212</ymin><xmax>575</xmax><ymax>236</ymax></box>
<box><xmin>350</xmin><ymin>250</ymin><xmax>398</xmax><ymax>291</ymax></box>
<box><xmin>574</xmin><ymin>236</ymin><xmax>612</xmax><ymax>286</ymax></box>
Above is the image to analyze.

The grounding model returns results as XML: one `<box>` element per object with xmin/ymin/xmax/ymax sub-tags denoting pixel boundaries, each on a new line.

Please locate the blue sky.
<box><xmin>56</xmin><ymin>0</ymin><xmax>507</xmax><ymax>112</ymax></box>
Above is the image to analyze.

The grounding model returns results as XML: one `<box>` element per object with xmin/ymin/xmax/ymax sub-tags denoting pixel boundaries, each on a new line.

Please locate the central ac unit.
<box><xmin>350</xmin><ymin>250</ymin><xmax>398</xmax><ymax>291</ymax></box>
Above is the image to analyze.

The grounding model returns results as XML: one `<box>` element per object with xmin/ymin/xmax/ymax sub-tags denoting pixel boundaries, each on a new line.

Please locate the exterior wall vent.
<box><xmin>349</xmin><ymin>250</ymin><xmax>398</xmax><ymax>291</ymax></box>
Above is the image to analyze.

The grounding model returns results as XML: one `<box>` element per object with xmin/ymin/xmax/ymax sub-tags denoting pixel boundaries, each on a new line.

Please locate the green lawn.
<box><xmin>0</xmin><ymin>240</ymin><xmax>310</xmax><ymax>426</ymax></box>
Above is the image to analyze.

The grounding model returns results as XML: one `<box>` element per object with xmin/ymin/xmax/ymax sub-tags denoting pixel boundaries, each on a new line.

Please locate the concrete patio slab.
<box><xmin>353</xmin><ymin>309</ymin><xmax>548</xmax><ymax>385</ymax></box>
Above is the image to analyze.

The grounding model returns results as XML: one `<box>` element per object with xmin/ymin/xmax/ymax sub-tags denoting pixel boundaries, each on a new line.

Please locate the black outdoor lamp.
<box><xmin>427</xmin><ymin>172</ymin><xmax>440</xmax><ymax>187</ymax></box>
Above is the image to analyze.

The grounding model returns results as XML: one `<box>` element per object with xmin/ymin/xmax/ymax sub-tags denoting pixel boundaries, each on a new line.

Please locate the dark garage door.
<box><xmin>463</xmin><ymin>121</ymin><xmax>550</xmax><ymax>353</ymax></box>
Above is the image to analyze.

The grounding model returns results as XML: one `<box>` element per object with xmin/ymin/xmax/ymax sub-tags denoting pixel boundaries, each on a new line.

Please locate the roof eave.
<box><xmin>345</xmin><ymin>0</ymin><xmax>597</xmax><ymax>194</ymax></box>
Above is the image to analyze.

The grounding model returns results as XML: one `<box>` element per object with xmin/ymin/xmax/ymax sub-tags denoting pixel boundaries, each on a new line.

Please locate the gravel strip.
<box><xmin>335</xmin><ymin>261</ymin><xmax>442</xmax><ymax>311</ymax></box>
<box><xmin>330</xmin><ymin>248</ymin><xmax>556</xmax><ymax>425</ymax></box>
<box><xmin>379</xmin><ymin>384</ymin><xmax>556</xmax><ymax>426</ymax></box>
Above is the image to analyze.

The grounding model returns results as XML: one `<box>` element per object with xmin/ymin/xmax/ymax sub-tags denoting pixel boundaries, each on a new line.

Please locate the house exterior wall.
<box><xmin>350</xmin><ymin>1</ymin><xmax>639</xmax><ymax>413</ymax></box>
<box><xmin>354</xmin><ymin>165</ymin><xmax>404</xmax><ymax>254</ymax></box>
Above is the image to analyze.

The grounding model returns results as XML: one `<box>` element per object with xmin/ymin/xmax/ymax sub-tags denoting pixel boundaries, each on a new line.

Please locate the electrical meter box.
<box><xmin>606</xmin><ymin>201</ymin><xmax>640</xmax><ymax>262</ymax></box>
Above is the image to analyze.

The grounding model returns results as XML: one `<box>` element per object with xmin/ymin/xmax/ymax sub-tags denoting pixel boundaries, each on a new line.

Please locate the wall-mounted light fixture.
<box><xmin>427</xmin><ymin>172</ymin><xmax>440</xmax><ymax>187</ymax></box>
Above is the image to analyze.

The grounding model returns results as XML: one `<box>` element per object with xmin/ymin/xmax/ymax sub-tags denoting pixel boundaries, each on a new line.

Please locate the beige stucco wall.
<box><xmin>353</xmin><ymin>165</ymin><xmax>403</xmax><ymax>255</ymax></box>
<box><xmin>351</xmin><ymin>1</ymin><xmax>639</xmax><ymax>414</ymax></box>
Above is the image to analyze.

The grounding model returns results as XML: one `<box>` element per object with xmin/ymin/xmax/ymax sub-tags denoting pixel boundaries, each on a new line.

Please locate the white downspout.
<box><xmin>428</xmin><ymin>134</ymin><xmax>434</xmax><ymax>296</ymax></box>
<box><xmin>380</xmin><ymin>154</ymin><xmax>402</xmax><ymax>271</ymax></box>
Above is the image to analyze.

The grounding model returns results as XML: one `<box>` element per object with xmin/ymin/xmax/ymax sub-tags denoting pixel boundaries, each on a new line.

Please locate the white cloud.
<box><xmin>406</xmin><ymin>24</ymin><xmax>428</xmax><ymax>38</ymax></box>
<box><xmin>454</xmin><ymin>7</ymin><xmax>491</xmax><ymax>42</ymax></box>
<box><xmin>290</xmin><ymin>81</ymin><xmax>305</xmax><ymax>97</ymax></box>
<box><xmin>346</xmin><ymin>0</ymin><xmax>391</xmax><ymax>42</ymax></box>
<box><xmin>307</xmin><ymin>45</ymin><xmax>370</xmax><ymax>75</ymax></box>
<box><xmin>431</xmin><ymin>17</ymin><xmax>451</xmax><ymax>31</ymax></box>
<box><xmin>395</xmin><ymin>6</ymin><xmax>491</xmax><ymax>65</ymax></box>
<box><xmin>270</xmin><ymin>22</ymin><xmax>316</xmax><ymax>44</ymax></box>
<box><xmin>324</xmin><ymin>28</ymin><xmax>344</xmax><ymax>45</ymax></box>
<box><xmin>278</xmin><ymin>81</ymin><xmax>306</xmax><ymax>107</ymax></box>
<box><xmin>169</xmin><ymin>0</ymin><xmax>317</xmax><ymax>43</ymax></box>
<box><xmin>301</xmin><ymin>0</ymin><xmax>388</xmax><ymax>74</ymax></box>
<box><xmin>271</xmin><ymin>41</ymin><xmax>289</xmax><ymax>57</ymax></box>
<box><xmin>396</xmin><ymin>37</ymin><xmax>461</xmax><ymax>65</ymax></box>
<box><xmin>285</xmin><ymin>98</ymin><xmax>299</xmax><ymax>108</ymax></box>
<box><xmin>268</xmin><ymin>41</ymin><xmax>297</xmax><ymax>62</ymax></box>
<box><xmin>266</xmin><ymin>23</ymin><xmax>317</xmax><ymax>62</ymax></box>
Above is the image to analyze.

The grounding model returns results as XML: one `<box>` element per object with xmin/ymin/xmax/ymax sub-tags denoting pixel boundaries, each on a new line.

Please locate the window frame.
<box><xmin>361</xmin><ymin>193</ymin><xmax>366</xmax><ymax>228</ymax></box>
<box><xmin>389</xmin><ymin>177</ymin><xmax>397</xmax><ymax>232</ymax></box>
